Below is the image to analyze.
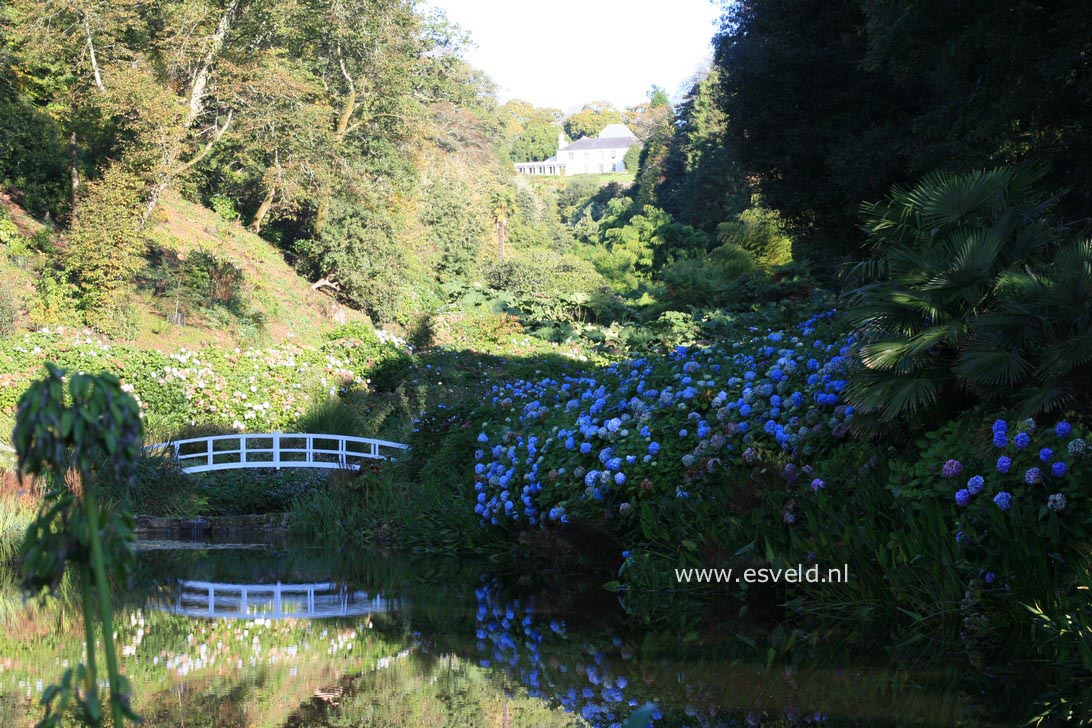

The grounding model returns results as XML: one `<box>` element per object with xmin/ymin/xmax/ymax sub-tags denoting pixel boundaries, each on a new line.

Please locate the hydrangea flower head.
<box><xmin>967</xmin><ymin>475</ymin><xmax>985</xmax><ymax>495</ymax></box>
<box><xmin>992</xmin><ymin>419</ymin><xmax>1008</xmax><ymax>434</ymax></box>
<box><xmin>955</xmin><ymin>489</ymin><xmax>971</xmax><ymax>507</ymax></box>
<box><xmin>1055</xmin><ymin>421</ymin><xmax>1072</xmax><ymax>438</ymax></box>
<box><xmin>941</xmin><ymin>459</ymin><xmax>963</xmax><ymax>478</ymax></box>
<box><xmin>1069</xmin><ymin>438</ymin><xmax>1086</xmax><ymax>455</ymax></box>
<box><xmin>1025</xmin><ymin>467</ymin><xmax>1042</xmax><ymax>485</ymax></box>
<box><xmin>993</xmin><ymin>491</ymin><xmax>1012</xmax><ymax>511</ymax></box>
<box><xmin>1014</xmin><ymin>432</ymin><xmax>1031</xmax><ymax>449</ymax></box>
<box><xmin>810</xmin><ymin>478</ymin><xmax>825</xmax><ymax>492</ymax></box>
<box><xmin>1052</xmin><ymin>461</ymin><xmax>1066</xmax><ymax>477</ymax></box>
<box><xmin>1039</xmin><ymin>447</ymin><xmax>1053</xmax><ymax>462</ymax></box>
<box><xmin>1047</xmin><ymin>493</ymin><xmax>1067</xmax><ymax>512</ymax></box>
<box><xmin>996</xmin><ymin>456</ymin><xmax>1012</xmax><ymax>474</ymax></box>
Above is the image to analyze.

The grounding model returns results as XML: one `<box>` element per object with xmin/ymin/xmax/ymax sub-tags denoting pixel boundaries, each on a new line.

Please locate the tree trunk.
<box><xmin>142</xmin><ymin>1</ymin><xmax>240</xmax><ymax>224</ymax></box>
<box><xmin>187</xmin><ymin>0</ymin><xmax>240</xmax><ymax>125</ymax></box>
<box><xmin>83</xmin><ymin>15</ymin><xmax>105</xmax><ymax>92</ymax></box>
<box><xmin>313</xmin><ymin>198</ymin><xmax>329</xmax><ymax>238</ymax></box>
<box><xmin>69</xmin><ymin>130</ymin><xmax>80</xmax><ymax>201</ymax></box>
<box><xmin>249</xmin><ymin>183</ymin><xmax>276</xmax><ymax>233</ymax></box>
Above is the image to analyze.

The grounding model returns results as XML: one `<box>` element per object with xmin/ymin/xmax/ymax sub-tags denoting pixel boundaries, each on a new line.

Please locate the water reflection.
<box><xmin>0</xmin><ymin>541</ymin><xmax>990</xmax><ymax>727</ymax></box>
<box><xmin>166</xmin><ymin>580</ymin><xmax>398</xmax><ymax>620</ymax></box>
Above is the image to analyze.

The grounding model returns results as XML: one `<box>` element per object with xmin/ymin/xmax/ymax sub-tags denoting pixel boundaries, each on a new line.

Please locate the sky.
<box><xmin>424</xmin><ymin>0</ymin><xmax>724</xmax><ymax>112</ymax></box>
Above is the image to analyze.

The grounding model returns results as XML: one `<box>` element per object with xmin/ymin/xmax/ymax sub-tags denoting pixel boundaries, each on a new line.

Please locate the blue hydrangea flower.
<box><xmin>994</xmin><ymin>491</ymin><xmax>1012</xmax><ymax>511</ymax></box>
<box><xmin>1052</xmin><ymin>461</ymin><xmax>1067</xmax><ymax>477</ymax></box>
<box><xmin>810</xmin><ymin>478</ymin><xmax>825</xmax><ymax>492</ymax></box>
<box><xmin>648</xmin><ymin>442</ymin><xmax>660</xmax><ymax>455</ymax></box>
<box><xmin>614</xmin><ymin>472</ymin><xmax>626</xmax><ymax>485</ymax></box>
<box><xmin>1070</xmin><ymin>438</ymin><xmax>1087</xmax><ymax>455</ymax></box>
<box><xmin>992</xmin><ymin>419</ymin><xmax>1008</xmax><ymax>434</ymax></box>
<box><xmin>996</xmin><ymin>456</ymin><xmax>1012</xmax><ymax>473</ymax></box>
<box><xmin>1025</xmin><ymin>467</ymin><xmax>1042</xmax><ymax>485</ymax></box>
<box><xmin>1014</xmin><ymin>432</ymin><xmax>1030</xmax><ymax>449</ymax></box>
<box><xmin>942</xmin><ymin>459</ymin><xmax>962</xmax><ymax>478</ymax></box>
<box><xmin>1047</xmin><ymin>493</ymin><xmax>1067</xmax><ymax>512</ymax></box>
<box><xmin>967</xmin><ymin>475</ymin><xmax>984</xmax><ymax>495</ymax></box>
<box><xmin>1039</xmin><ymin>447</ymin><xmax>1053</xmax><ymax>462</ymax></box>
<box><xmin>955</xmin><ymin>489</ymin><xmax>971</xmax><ymax>507</ymax></box>
<box><xmin>1055</xmin><ymin>421</ymin><xmax>1072</xmax><ymax>438</ymax></box>
<box><xmin>992</xmin><ymin>432</ymin><xmax>1007</xmax><ymax>448</ymax></box>
<box><xmin>984</xmin><ymin>572</ymin><xmax>996</xmax><ymax>585</ymax></box>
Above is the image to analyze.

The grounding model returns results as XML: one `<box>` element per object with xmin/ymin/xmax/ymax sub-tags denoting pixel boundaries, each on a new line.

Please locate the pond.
<box><xmin>0</xmin><ymin>537</ymin><xmax>996</xmax><ymax>727</ymax></box>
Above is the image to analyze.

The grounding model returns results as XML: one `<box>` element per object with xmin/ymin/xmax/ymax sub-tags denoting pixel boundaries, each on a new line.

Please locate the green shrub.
<box><xmin>63</xmin><ymin>163</ymin><xmax>148</xmax><ymax>315</ymax></box>
<box><xmin>0</xmin><ymin>214</ymin><xmax>18</xmax><ymax>246</ymax></box>
<box><xmin>185</xmin><ymin>251</ymin><xmax>245</xmax><ymax>306</ymax></box>
<box><xmin>209</xmin><ymin>194</ymin><xmax>240</xmax><ymax>221</ymax></box>
<box><xmin>715</xmin><ymin>206</ymin><xmax>793</xmax><ymax>266</ymax></box>
<box><xmin>0</xmin><ymin>329</ymin><xmax>405</xmax><ymax>431</ymax></box>
<box><xmin>658</xmin><ymin>244</ymin><xmax>758</xmax><ymax>308</ymax></box>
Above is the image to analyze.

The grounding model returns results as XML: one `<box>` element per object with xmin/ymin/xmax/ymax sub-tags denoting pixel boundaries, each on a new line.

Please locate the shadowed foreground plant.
<box><xmin>13</xmin><ymin>363</ymin><xmax>142</xmax><ymax>726</ymax></box>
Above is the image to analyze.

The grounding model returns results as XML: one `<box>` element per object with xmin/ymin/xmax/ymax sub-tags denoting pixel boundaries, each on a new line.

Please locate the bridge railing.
<box><xmin>144</xmin><ymin>432</ymin><xmax>408</xmax><ymax>474</ymax></box>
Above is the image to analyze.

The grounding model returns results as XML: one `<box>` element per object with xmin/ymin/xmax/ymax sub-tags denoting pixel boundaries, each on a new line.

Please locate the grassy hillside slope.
<box><xmin>0</xmin><ymin>191</ymin><xmax>365</xmax><ymax>350</ymax></box>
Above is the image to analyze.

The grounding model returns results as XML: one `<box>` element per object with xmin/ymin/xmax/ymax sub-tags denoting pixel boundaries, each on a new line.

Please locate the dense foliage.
<box><xmin>712</xmin><ymin>0</ymin><xmax>1092</xmax><ymax>278</ymax></box>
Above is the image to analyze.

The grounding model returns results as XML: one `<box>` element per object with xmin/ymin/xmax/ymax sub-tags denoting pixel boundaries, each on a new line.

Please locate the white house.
<box><xmin>514</xmin><ymin>123</ymin><xmax>640</xmax><ymax>176</ymax></box>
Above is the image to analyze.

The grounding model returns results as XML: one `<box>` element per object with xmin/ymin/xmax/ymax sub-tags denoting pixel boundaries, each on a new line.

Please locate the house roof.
<box><xmin>562</xmin><ymin>135</ymin><xmax>639</xmax><ymax>152</ymax></box>
<box><xmin>598</xmin><ymin>123</ymin><xmax>638</xmax><ymax>139</ymax></box>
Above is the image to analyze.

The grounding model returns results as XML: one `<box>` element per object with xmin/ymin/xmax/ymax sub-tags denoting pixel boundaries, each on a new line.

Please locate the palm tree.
<box><xmin>490</xmin><ymin>188</ymin><xmax>516</xmax><ymax>263</ymax></box>
<box><xmin>845</xmin><ymin>167</ymin><xmax>1091</xmax><ymax>426</ymax></box>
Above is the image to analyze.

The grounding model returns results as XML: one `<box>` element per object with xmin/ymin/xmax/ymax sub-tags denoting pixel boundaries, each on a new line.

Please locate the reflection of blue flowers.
<box><xmin>472</xmin><ymin>579</ymin><xmax>651</xmax><ymax>727</ymax></box>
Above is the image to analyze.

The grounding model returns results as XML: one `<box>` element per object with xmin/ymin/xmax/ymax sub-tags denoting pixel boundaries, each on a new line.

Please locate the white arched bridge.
<box><xmin>145</xmin><ymin>433</ymin><xmax>408</xmax><ymax>474</ymax></box>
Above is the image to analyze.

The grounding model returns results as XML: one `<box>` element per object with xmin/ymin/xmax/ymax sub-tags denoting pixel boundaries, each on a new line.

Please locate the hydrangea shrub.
<box><xmin>463</xmin><ymin>310</ymin><xmax>857</xmax><ymax>528</ymax></box>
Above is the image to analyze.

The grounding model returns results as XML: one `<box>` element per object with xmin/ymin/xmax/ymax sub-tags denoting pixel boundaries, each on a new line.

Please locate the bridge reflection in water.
<box><xmin>166</xmin><ymin>580</ymin><xmax>398</xmax><ymax>619</ymax></box>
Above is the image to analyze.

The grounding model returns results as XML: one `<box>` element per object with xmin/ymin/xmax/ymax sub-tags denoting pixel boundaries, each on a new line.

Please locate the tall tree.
<box><xmin>713</xmin><ymin>0</ymin><xmax>911</xmax><ymax>275</ymax></box>
<box><xmin>656</xmin><ymin>68</ymin><xmax>749</xmax><ymax>232</ymax></box>
<box><xmin>490</xmin><ymin>187</ymin><xmax>516</xmax><ymax>262</ymax></box>
<box><xmin>564</xmin><ymin>101</ymin><xmax>622</xmax><ymax>140</ymax></box>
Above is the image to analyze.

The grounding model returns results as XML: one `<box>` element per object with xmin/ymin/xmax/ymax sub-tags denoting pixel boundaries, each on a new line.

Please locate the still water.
<box><xmin>0</xmin><ymin>538</ymin><xmax>992</xmax><ymax>727</ymax></box>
